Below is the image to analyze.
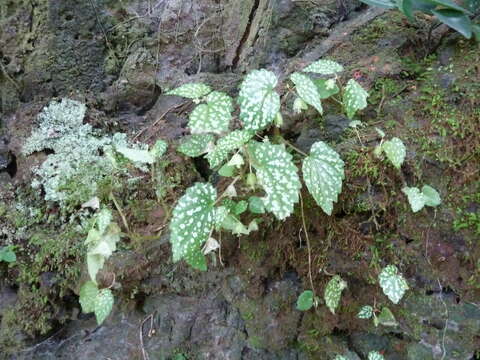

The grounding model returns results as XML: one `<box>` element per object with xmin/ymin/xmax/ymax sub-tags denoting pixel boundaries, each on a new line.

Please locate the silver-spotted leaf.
<box><xmin>178</xmin><ymin>134</ymin><xmax>215</xmax><ymax>157</ymax></box>
<box><xmin>167</xmin><ymin>83</ymin><xmax>211</xmax><ymax>99</ymax></box>
<box><xmin>247</xmin><ymin>141</ymin><xmax>301</xmax><ymax>220</ymax></box>
<box><xmin>188</xmin><ymin>91</ymin><xmax>233</xmax><ymax>134</ymax></box>
<box><xmin>79</xmin><ymin>281</ymin><xmax>98</xmax><ymax>313</ymax></box>
<box><xmin>238</xmin><ymin>70</ymin><xmax>280</xmax><ymax>131</ymax></box>
<box><xmin>368</xmin><ymin>351</ymin><xmax>385</xmax><ymax>360</ymax></box>
<box><xmin>381</xmin><ymin>138</ymin><xmax>406</xmax><ymax>169</ymax></box>
<box><xmin>170</xmin><ymin>183</ymin><xmax>217</xmax><ymax>270</ymax></box>
<box><xmin>334</xmin><ymin>356</ymin><xmax>347</xmax><ymax>360</ymax></box>
<box><xmin>343</xmin><ymin>79</ymin><xmax>369</xmax><ymax>119</ymax></box>
<box><xmin>303</xmin><ymin>59</ymin><xmax>344</xmax><ymax>75</ymax></box>
<box><xmin>116</xmin><ymin>147</ymin><xmax>155</xmax><ymax>164</ymax></box>
<box><xmin>290</xmin><ymin>72</ymin><xmax>323</xmax><ymax>114</ymax></box>
<box><xmin>378</xmin><ymin>265</ymin><xmax>409</xmax><ymax>304</ymax></box>
<box><xmin>150</xmin><ymin>139</ymin><xmax>168</xmax><ymax>158</ymax></box>
<box><xmin>94</xmin><ymin>288</ymin><xmax>114</xmax><ymax>325</ymax></box>
<box><xmin>302</xmin><ymin>141</ymin><xmax>345</xmax><ymax>215</ymax></box>
<box><xmin>206</xmin><ymin>130</ymin><xmax>253</xmax><ymax>168</ymax></box>
<box><xmin>324</xmin><ymin>275</ymin><xmax>347</xmax><ymax>314</ymax></box>
<box><xmin>402</xmin><ymin>186</ymin><xmax>426</xmax><ymax>213</ymax></box>
<box><xmin>296</xmin><ymin>290</ymin><xmax>314</xmax><ymax>311</ymax></box>
<box><xmin>357</xmin><ymin>305</ymin><xmax>374</xmax><ymax>319</ymax></box>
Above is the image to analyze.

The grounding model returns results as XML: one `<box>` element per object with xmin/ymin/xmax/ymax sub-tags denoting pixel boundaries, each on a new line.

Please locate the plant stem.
<box><xmin>110</xmin><ymin>191</ymin><xmax>130</xmax><ymax>233</ymax></box>
<box><xmin>282</xmin><ymin>139</ymin><xmax>308</xmax><ymax>157</ymax></box>
<box><xmin>215</xmin><ymin>176</ymin><xmax>241</xmax><ymax>205</ymax></box>
<box><xmin>300</xmin><ymin>193</ymin><xmax>316</xmax><ymax>297</ymax></box>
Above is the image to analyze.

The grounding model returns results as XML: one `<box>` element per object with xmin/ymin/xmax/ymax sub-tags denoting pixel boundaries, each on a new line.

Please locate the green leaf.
<box><xmin>0</xmin><ymin>247</ymin><xmax>16</xmax><ymax>263</ymax></box>
<box><xmin>429</xmin><ymin>0</ymin><xmax>472</xmax><ymax>13</ymax></box>
<box><xmin>381</xmin><ymin>137</ymin><xmax>406</xmax><ymax>169</ymax></box>
<box><xmin>169</xmin><ymin>183</ymin><xmax>217</xmax><ymax>270</ymax></box>
<box><xmin>357</xmin><ymin>305</ymin><xmax>374</xmax><ymax>319</ymax></box>
<box><xmin>220</xmin><ymin>214</ymin><xmax>249</xmax><ymax>236</ymax></box>
<box><xmin>378</xmin><ymin>265</ymin><xmax>409</xmax><ymax>304</ymax></box>
<box><xmin>296</xmin><ymin>290</ymin><xmax>314</xmax><ymax>311</ymax></box>
<box><xmin>150</xmin><ymin>140</ymin><xmax>168</xmax><ymax>158</ymax></box>
<box><xmin>96</xmin><ymin>208</ymin><xmax>113</xmax><ymax>234</ymax></box>
<box><xmin>377</xmin><ymin>306</ymin><xmax>398</xmax><ymax>327</ymax></box>
<box><xmin>334</xmin><ymin>356</ymin><xmax>348</xmax><ymax>360</ymax></box>
<box><xmin>87</xmin><ymin>254</ymin><xmax>104</xmax><ymax>284</ymax></box>
<box><xmin>227</xmin><ymin>153</ymin><xmax>244</xmax><ymax>168</ymax></box>
<box><xmin>359</xmin><ymin>0</ymin><xmax>396</xmax><ymax>8</ymax></box>
<box><xmin>234</xmin><ymin>200</ymin><xmax>248</xmax><ymax>215</ymax></box>
<box><xmin>79</xmin><ymin>281</ymin><xmax>99</xmax><ymax>313</ymax></box>
<box><xmin>473</xmin><ymin>25</ymin><xmax>480</xmax><ymax>42</ymax></box>
<box><xmin>248</xmin><ymin>196</ymin><xmax>265</xmax><ymax>214</ymax></box>
<box><xmin>343</xmin><ymin>79</ymin><xmax>369</xmax><ymax>119</ymax></box>
<box><xmin>188</xmin><ymin>91</ymin><xmax>233</xmax><ymax>134</ymax></box>
<box><xmin>303</xmin><ymin>59</ymin><xmax>344</xmax><ymax>75</ymax></box>
<box><xmin>421</xmin><ymin>185</ymin><xmax>441</xmax><ymax>207</ymax></box>
<box><xmin>402</xmin><ymin>186</ymin><xmax>425</xmax><ymax>212</ymax></box>
<box><xmin>167</xmin><ymin>83</ymin><xmax>211</xmax><ymax>99</ymax></box>
<box><xmin>116</xmin><ymin>147</ymin><xmax>155</xmax><ymax>164</ymax></box>
<box><xmin>302</xmin><ymin>141</ymin><xmax>345</xmax><ymax>215</ymax></box>
<box><xmin>206</xmin><ymin>130</ymin><xmax>253</xmax><ymax>168</ymax></box>
<box><xmin>247</xmin><ymin>141</ymin><xmax>301</xmax><ymax>220</ymax></box>
<box><xmin>218</xmin><ymin>164</ymin><xmax>236</xmax><ymax>177</ymax></box>
<box><xmin>290</xmin><ymin>72</ymin><xmax>323</xmax><ymax>114</ymax></box>
<box><xmin>312</xmin><ymin>78</ymin><xmax>340</xmax><ymax>99</ymax></box>
<box><xmin>178</xmin><ymin>134</ymin><xmax>214</xmax><ymax>157</ymax></box>
<box><xmin>368</xmin><ymin>351</ymin><xmax>385</xmax><ymax>360</ymax></box>
<box><xmin>94</xmin><ymin>288</ymin><xmax>114</xmax><ymax>325</ymax></box>
<box><xmin>432</xmin><ymin>9</ymin><xmax>472</xmax><ymax>38</ymax></box>
<box><xmin>324</xmin><ymin>275</ymin><xmax>347</xmax><ymax>314</ymax></box>
<box><xmin>397</xmin><ymin>0</ymin><xmax>414</xmax><ymax>19</ymax></box>
<box><xmin>238</xmin><ymin>69</ymin><xmax>280</xmax><ymax>131</ymax></box>
<box><xmin>293</xmin><ymin>97</ymin><xmax>308</xmax><ymax>114</ymax></box>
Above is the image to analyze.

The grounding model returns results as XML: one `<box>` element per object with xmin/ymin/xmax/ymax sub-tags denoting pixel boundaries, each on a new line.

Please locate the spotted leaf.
<box><xmin>303</xmin><ymin>59</ymin><xmax>344</xmax><ymax>75</ymax></box>
<box><xmin>324</xmin><ymin>275</ymin><xmax>347</xmax><ymax>314</ymax></box>
<box><xmin>381</xmin><ymin>138</ymin><xmax>406</xmax><ymax>169</ymax></box>
<box><xmin>302</xmin><ymin>141</ymin><xmax>345</xmax><ymax>215</ymax></box>
<box><xmin>357</xmin><ymin>305</ymin><xmax>374</xmax><ymax>319</ymax></box>
<box><xmin>206</xmin><ymin>130</ymin><xmax>253</xmax><ymax>168</ymax></box>
<box><xmin>290</xmin><ymin>72</ymin><xmax>323</xmax><ymax>114</ymax></box>
<box><xmin>178</xmin><ymin>134</ymin><xmax>215</xmax><ymax>157</ymax></box>
<box><xmin>94</xmin><ymin>288</ymin><xmax>114</xmax><ymax>325</ymax></box>
<box><xmin>188</xmin><ymin>91</ymin><xmax>233</xmax><ymax>134</ymax></box>
<box><xmin>247</xmin><ymin>141</ymin><xmax>301</xmax><ymax>220</ymax></box>
<box><xmin>343</xmin><ymin>79</ymin><xmax>369</xmax><ymax>119</ymax></box>
<box><xmin>334</xmin><ymin>356</ymin><xmax>347</xmax><ymax>360</ymax></box>
<box><xmin>402</xmin><ymin>187</ymin><xmax>425</xmax><ymax>212</ymax></box>
<box><xmin>378</xmin><ymin>265</ymin><xmax>409</xmax><ymax>304</ymax></box>
<box><xmin>368</xmin><ymin>351</ymin><xmax>385</xmax><ymax>360</ymax></box>
<box><xmin>150</xmin><ymin>139</ymin><xmax>168</xmax><ymax>158</ymax></box>
<box><xmin>79</xmin><ymin>281</ymin><xmax>99</xmax><ymax>314</ymax></box>
<box><xmin>167</xmin><ymin>83</ymin><xmax>211</xmax><ymax>99</ymax></box>
<box><xmin>238</xmin><ymin>70</ymin><xmax>280</xmax><ymax>131</ymax></box>
<box><xmin>421</xmin><ymin>185</ymin><xmax>441</xmax><ymax>207</ymax></box>
<box><xmin>170</xmin><ymin>183</ymin><xmax>217</xmax><ymax>270</ymax></box>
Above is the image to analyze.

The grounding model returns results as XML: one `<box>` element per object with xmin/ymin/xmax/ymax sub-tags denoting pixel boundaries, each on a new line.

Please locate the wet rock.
<box><xmin>0</xmin><ymin>284</ymin><xmax>17</xmax><ymax>317</ymax></box>
<box><xmin>0</xmin><ymin>137</ymin><xmax>11</xmax><ymax>171</ymax></box>
<box><xmin>325</xmin><ymin>114</ymin><xmax>350</xmax><ymax>141</ymax></box>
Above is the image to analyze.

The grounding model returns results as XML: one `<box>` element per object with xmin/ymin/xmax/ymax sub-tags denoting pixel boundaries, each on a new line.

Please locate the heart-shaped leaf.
<box><xmin>357</xmin><ymin>305</ymin><xmax>374</xmax><ymax>319</ymax></box>
<box><xmin>324</xmin><ymin>275</ymin><xmax>347</xmax><ymax>314</ymax></box>
<box><xmin>206</xmin><ymin>130</ymin><xmax>253</xmax><ymax>168</ymax></box>
<box><xmin>343</xmin><ymin>79</ymin><xmax>369</xmax><ymax>119</ymax></box>
<box><xmin>79</xmin><ymin>281</ymin><xmax>99</xmax><ymax>314</ymax></box>
<box><xmin>378</xmin><ymin>265</ymin><xmax>409</xmax><ymax>304</ymax></box>
<box><xmin>381</xmin><ymin>137</ymin><xmax>406</xmax><ymax>169</ymax></box>
<box><xmin>303</xmin><ymin>59</ymin><xmax>344</xmax><ymax>75</ymax></box>
<box><xmin>290</xmin><ymin>72</ymin><xmax>323</xmax><ymax>114</ymax></box>
<box><xmin>188</xmin><ymin>91</ymin><xmax>233</xmax><ymax>134</ymax></box>
<box><xmin>178</xmin><ymin>134</ymin><xmax>215</xmax><ymax>157</ymax></box>
<box><xmin>94</xmin><ymin>288</ymin><xmax>114</xmax><ymax>325</ymax></box>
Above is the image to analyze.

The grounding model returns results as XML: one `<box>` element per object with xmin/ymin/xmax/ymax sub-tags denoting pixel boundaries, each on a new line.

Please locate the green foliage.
<box><xmin>0</xmin><ymin>246</ymin><xmax>16</xmax><ymax>263</ymax></box>
<box><xmin>178</xmin><ymin>134</ymin><xmax>215</xmax><ymax>157</ymax></box>
<box><xmin>359</xmin><ymin>0</ymin><xmax>479</xmax><ymax>39</ymax></box>
<box><xmin>377</xmin><ymin>137</ymin><xmax>406</xmax><ymax>169</ymax></box>
<box><xmin>378</xmin><ymin>265</ymin><xmax>409</xmax><ymax>304</ymax></box>
<box><xmin>302</xmin><ymin>141</ymin><xmax>345</xmax><ymax>215</ymax></box>
<box><xmin>206</xmin><ymin>130</ymin><xmax>253</xmax><ymax>168</ymax></box>
<box><xmin>79</xmin><ymin>281</ymin><xmax>114</xmax><ymax>325</ymax></box>
<box><xmin>357</xmin><ymin>305</ymin><xmax>374</xmax><ymax>319</ymax></box>
<box><xmin>167</xmin><ymin>82</ymin><xmax>211</xmax><ymax>99</ymax></box>
<box><xmin>368</xmin><ymin>351</ymin><xmax>385</xmax><ymax>360</ymax></box>
<box><xmin>343</xmin><ymin>79</ymin><xmax>369</xmax><ymax>119</ymax></box>
<box><xmin>238</xmin><ymin>69</ymin><xmax>280</xmax><ymax>131</ymax></box>
<box><xmin>296</xmin><ymin>290</ymin><xmax>314</xmax><ymax>311</ymax></box>
<box><xmin>290</xmin><ymin>72</ymin><xmax>323</xmax><ymax>114</ymax></box>
<box><xmin>303</xmin><ymin>59</ymin><xmax>344</xmax><ymax>75</ymax></box>
<box><xmin>188</xmin><ymin>91</ymin><xmax>233</xmax><ymax>134</ymax></box>
<box><xmin>324</xmin><ymin>275</ymin><xmax>347</xmax><ymax>314</ymax></box>
<box><xmin>402</xmin><ymin>185</ymin><xmax>441</xmax><ymax>212</ymax></box>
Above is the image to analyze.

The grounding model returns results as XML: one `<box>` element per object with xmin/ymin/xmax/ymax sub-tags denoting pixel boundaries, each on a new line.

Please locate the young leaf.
<box><xmin>357</xmin><ymin>305</ymin><xmax>374</xmax><ymax>319</ymax></box>
<box><xmin>312</xmin><ymin>78</ymin><xmax>340</xmax><ymax>99</ymax></box>
<box><xmin>188</xmin><ymin>91</ymin><xmax>233</xmax><ymax>134</ymax></box>
<box><xmin>290</xmin><ymin>72</ymin><xmax>323</xmax><ymax>114</ymax></box>
<box><xmin>247</xmin><ymin>141</ymin><xmax>301</xmax><ymax>220</ymax></box>
<box><xmin>167</xmin><ymin>83</ymin><xmax>211</xmax><ymax>99</ymax></box>
<box><xmin>302</xmin><ymin>141</ymin><xmax>345</xmax><ymax>215</ymax></box>
<box><xmin>432</xmin><ymin>9</ymin><xmax>472</xmax><ymax>39</ymax></box>
<box><xmin>0</xmin><ymin>247</ymin><xmax>16</xmax><ymax>263</ymax></box>
<box><xmin>303</xmin><ymin>59</ymin><xmax>344</xmax><ymax>75</ymax></box>
<box><xmin>203</xmin><ymin>237</ymin><xmax>220</xmax><ymax>255</ymax></box>
<box><xmin>368</xmin><ymin>351</ymin><xmax>385</xmax><ymax>360</ymax></box>
<box><xmin>324</xmin><ymin>275</ymin><xmax>347</xmax><ymax>314</ymax></box>
<box><xmin>378</xmin><ymin>265</ymin><xmax>409</xmax><ymax>304</ymax></box>
<box><xmin>238</xmin><ymin>69</ymin><xmax>280</xmax><ymax>131</ymax></box>
<box><xmin>234</xmin><ymin>200</ymin><xmax>248</xmax><ymax>215</ymax></box>
<box><xmin>293</xmin><ymin>97</ymin><xmax>308</xmax><ymax>114</ymax></box>
<box><xmin>218</xmin><ymin>164</ymin><xmax>236</xmax><ymax>177</ymax></box>
<box><xmin>178</xmin><ymin>134</ymin><xmax>214</xmax><ymax>157</ymax></box>
<box><xmin>79</xmin><ymin>281</ymin><xmax>99</xmax><ymax>313</ymax></box>
<box><xmin>169</xmin><ymin>183</ymin><xmax>217</xmax><ymax>270</ymax></box>
<box><xmin>94</xmin><ymin>288</ymin><xmax>114</xmax><ymax>325</ymax></box>
<box><xmin>220</xmin><ymin>214</ymin><xmax>249</xmax><ymax>236</ymax></box>
<box><xmin>150</xmin><ymin>139</ymin><xmax>168</xmax><ymax>158</ymax></box>
<box><xmin>381</xmin><ymin>137</ymin><xmax>406</xmax><ymax>169</ymax></box>
<box><xmin>296</xmin><ymin>290</ymin><xmax>314</xmax><ymax>311</ymax></box>
<box><xmin>377</xmin><ymin>306</ymin><xmax>398</xmax><ymax>327</ymax></box>
<box><xmin>248</xmin><ymin>196</ymin><xmax>265</xmax><ymax>214</ymax></box>
<box><xmin>421</xmin><ymin>185</ymin><xmax>441</xmax><ymax>207</ymax></box>
<box><xmin>116</xmin><ymin>147</ymin><xmax>155</xmax><ymax>164</ymax></box>
<box><xmin>206</xmin><ymin>130</ymin><xmax>253</xmax><ymax>168</ymax></box>
<box><xmin>402</xmin><ymin>187</ymin><xmax>425</xmax><ymax>212</ymax></box>
<box><xmin>227</xmin><ymin>153</ymin><xmax>244</xmax><ymax>168</ymax></box>
<box><xmin>343</xmin><ymin>79</ymin><xmax>369</xmax><ymax>119</ymax></box>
